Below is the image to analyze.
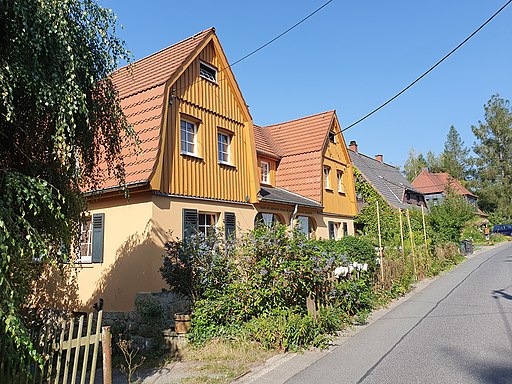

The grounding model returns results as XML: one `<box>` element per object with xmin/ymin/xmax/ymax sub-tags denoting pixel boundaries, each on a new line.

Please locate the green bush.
<box><xmin>428</xmin><ymin>193</ymin><xmax>475</xmax><ymax>244</ymax></box>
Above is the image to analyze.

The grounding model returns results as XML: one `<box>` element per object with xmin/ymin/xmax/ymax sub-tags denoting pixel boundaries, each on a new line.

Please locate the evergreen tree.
<box><xmin>439</xmin><ymin>125</ymin><xmax>470</xmax><ymax>181</ymax></box>
<box><xmin>472</xmin><ymin>95</ymin><xmax>512</xmax><ymax>221</ymax></box>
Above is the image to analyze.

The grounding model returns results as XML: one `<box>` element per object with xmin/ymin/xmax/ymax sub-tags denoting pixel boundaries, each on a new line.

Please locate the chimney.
<box><xmin>349</xmin><ymin>140</ymin><xmax>358</xmax><ymax>153</ymax></box>
<box><xmin>375</xmin><ymin>154</ymin><xmax>383</xmax><ymax>163</ymax></box>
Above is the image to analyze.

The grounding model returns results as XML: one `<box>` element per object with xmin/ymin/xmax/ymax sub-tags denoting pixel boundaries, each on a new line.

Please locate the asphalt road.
<box><xmin>279</xmin><ymin>243</ymin><xmax>512</xmax><ymax>384</ymax></box>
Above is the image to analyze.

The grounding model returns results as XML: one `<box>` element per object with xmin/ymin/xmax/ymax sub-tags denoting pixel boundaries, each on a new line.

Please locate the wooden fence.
<box><xmin>0</xmin><ymin>310</ymin><xmax>111</xmax><ymax>384</ymax></box>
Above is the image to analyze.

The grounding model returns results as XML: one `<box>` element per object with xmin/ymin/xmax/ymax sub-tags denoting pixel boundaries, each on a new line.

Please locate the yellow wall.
<box><xmin>256</xmin><ymin>155</ymin><xmax>277</xmax><ymax>186</ymax></box>
<box><xmin>159</xmin><ymin>40</ymin><xmax>258</xmax><ymax>204</ymax></box>
<box><xmin>322</xmin><ymin>118</ymin><xmax>358</xmax><ymax>217</ymax></box>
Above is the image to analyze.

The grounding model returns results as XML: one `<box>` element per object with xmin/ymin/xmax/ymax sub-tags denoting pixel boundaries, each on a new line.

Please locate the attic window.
<box><xmin>200</xmin><ymin>61</ymin><xmax>217</xmax><ymax>82</ymax></box>
<box><xmin>329</xmin><ymin>131</ymin><xmax>336</xmax><ymax>143</ymax></box>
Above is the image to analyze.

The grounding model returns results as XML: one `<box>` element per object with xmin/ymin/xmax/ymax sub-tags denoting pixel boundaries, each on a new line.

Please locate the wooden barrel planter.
<box><xmin>174</xmin><ymin>314</ymin><xmax>192</xmax><ymax>334</ymax></box>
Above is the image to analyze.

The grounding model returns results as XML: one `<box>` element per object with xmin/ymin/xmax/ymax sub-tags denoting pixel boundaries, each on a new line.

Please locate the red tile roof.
<box><xmin>255</xmin><ymin>111</ymin><xmax>336</xmax><ymax>203</ymax></box>
<box><xmin>95</xmin><ymin>28</ymin><xmax>215</xmax><ymax>190</ymax></box>
<box><xmin>412</xmin><ymin>170</ymin><xmax>476</xmax><ymax>197</ymax></box>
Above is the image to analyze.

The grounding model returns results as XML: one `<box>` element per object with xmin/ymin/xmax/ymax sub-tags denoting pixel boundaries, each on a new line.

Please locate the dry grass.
<box><xmin>180</xmin><ymin>338</ymin><xmax>278</xmax><ymax>384</ymax></box>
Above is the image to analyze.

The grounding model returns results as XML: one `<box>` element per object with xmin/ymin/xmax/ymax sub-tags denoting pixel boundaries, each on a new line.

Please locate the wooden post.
<box><xmin>102</xmin><ymin>326</ymin><xmax>112</xmax><ymax>384</ymax></box>
<box><xmin>421</xmin><ymin>205</ymin><xmax>428</xmax><ymax>248</ymax></box>
<box><xmin>376</xmin><ymin>200</ymin><xmax>384</xmax><ymax>282</ymax></box>
<box><xmin>399</xmin><ymin>208</ymin><xmax>405</xmax><ymax>256</ymax></box>
<box><xmin>406</xmin><ymin>209</ymin><xmax>417</xmax><ymax>279</ymax></box>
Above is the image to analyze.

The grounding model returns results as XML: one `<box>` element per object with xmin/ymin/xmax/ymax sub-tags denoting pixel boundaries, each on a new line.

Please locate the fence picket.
<box><xmin>53</xmin><ymin>321</ymin><xmax>66</xmax><ymax>384</ymax></box>
<box><xmin>80</xmin><ymin>312</ymin><xmax>94</xmax><ymax>384</ymax></box>
<box><xmin>62</xmin><ymin>317</ymin><xmax>75</xmax><ymax>384</ymax></box>
<box><xmin>88</xmin><ymin>310</ymin><xmax>102</xmax><ymax>384</ymax></box>
<box><xmin>70</xmin><ymin>315</ymin><xmax>84</xmax><ymax>384</ymax></box>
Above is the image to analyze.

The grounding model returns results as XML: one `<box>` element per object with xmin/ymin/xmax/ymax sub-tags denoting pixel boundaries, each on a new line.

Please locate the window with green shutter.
<box><xmin>224</xmin><ymin>212</ymin><xmax>236</xmax><ymax>239</ymax></box>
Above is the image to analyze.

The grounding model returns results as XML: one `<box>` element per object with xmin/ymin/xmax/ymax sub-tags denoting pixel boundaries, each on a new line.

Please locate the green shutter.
<box><xmin>224</xmin><ymin>212</ymin><xmax>236</xmax><ymax>239</ymax></box>
<box><xmin>183</xmin><ymin>209</ymin><xmax>198</xmax><ymax>241</ymax></box>
<box><xmin>92</xmin><ymin>213</ymin><xmax>105</xmax><ymax>263</ymax></box>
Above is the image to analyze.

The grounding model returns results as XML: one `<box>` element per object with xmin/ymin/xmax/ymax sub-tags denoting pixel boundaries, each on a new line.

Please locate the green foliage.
<box><xmin>403</xmin><ymin>148</ymin><xmax>428</xmax><ymax>182</ymax></box>
<box><xmin>0</xmin><ymin>0</ymin><xmax>133</xmax><ymax>368</ymax></box>
<box><xmin>135</xmin><ymin>295</ymin><xmax>164</xmax><ymax>326</ymax></box>
<box><xmin>472</xmin><ymin>94</ymin><xmax>512</xmax><ymax>221</ymax></box>
<box><xmin>439</xmin><ymin>125</ymin><xmax>471</xmax><ymax>181</ymax></box>
<box><xmin>428</xmin><ymin>192</ymin><xmax>476</xmax><ymax>244</ymax></box>
<box><xmin>160</xmin><ymin>231</ymin><xmax>233</xmax><ymax>304</ymax></box>
<box><xmin>353</xmin><ymin>167</ymin><xmax>401</xmax><ymax>245</ymax></box>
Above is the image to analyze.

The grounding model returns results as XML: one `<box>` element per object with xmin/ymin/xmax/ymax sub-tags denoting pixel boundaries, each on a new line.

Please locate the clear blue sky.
<box><xmin>100</xmin><ymin>0</ymin><xmax>512</xmax><ymax>168</ymax></box>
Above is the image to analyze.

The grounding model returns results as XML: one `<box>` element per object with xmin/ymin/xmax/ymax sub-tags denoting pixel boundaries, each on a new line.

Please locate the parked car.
<box><xmin>492</xmin><ymin>224</ymin><xmax>512</xmax><ymax>236</ymax></box>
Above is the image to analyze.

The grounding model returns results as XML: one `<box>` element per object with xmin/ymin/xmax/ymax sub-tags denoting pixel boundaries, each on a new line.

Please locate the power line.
<box><xmin>173</xmin><ymin>1</ymin><xmax>333</xmax><ymax>93</ymax></box>
<box><xmin>227</xmin><ymin>0</ymin><xmax>333</xmax><ymax>69</ymax></box>
<box><xmin>341</xmin><ymin>0</ymin><xmax>512</xmax><ymax>133</ymax></box>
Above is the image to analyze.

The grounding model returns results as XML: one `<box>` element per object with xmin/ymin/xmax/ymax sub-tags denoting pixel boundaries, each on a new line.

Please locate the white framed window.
<box><xmin>328</xmin><ymin>221</ymin><xmax>340</xmax><ymax>240</ymax></box>
<box><xmin>296</xmin><ymin>216</ymin><xmax>316</xmax><ymax>239</ymax></box>
<box><xmin>180</xmin><ymin>119</ymin><xmax>197</xmax><ymax>156</ymax></box>
<box><xmin>261</xmin><ymin>161</ymin><xmax>270</xmax><ymax>184</ymax></box>
<box><xmin>78</xmin><ymin>217</ymin><xmax>93</xmax><ymax>263</ymax></box>
<box><xmin>198</xmin><ymin>213</ymin><xmax>217</xmax><ymax>236</ymax></box>
<box><xmin>337</xmin><ymin>170</ymin><xmax>344</xmax><ymax>193</ymax></box>
<box><xmin>199</xmin><ymin>61</ymin><xmax>217</xmax><ymax>83</ymax></box>
<box><xmin>324</xmin><ymin>166</ymin><xmax>331</xmax><ymax>190</ymax></box>
<box><xmin>217</xmin><ymin>131</ymin><xmax>231</xmax><ymax>164</ymax></box>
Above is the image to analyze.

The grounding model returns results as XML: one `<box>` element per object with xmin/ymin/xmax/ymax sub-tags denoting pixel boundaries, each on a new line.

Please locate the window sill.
<box><xmin>181</xmin><ymin>152</ymin><xmax>204</xmax><ymax>161</ymax></box>
<box><xmin>338</xmin><ymin>191</ymin><xmax>346</xmax><ymax>195</ymax></box>
<box><xmin>219</xmin><ymin>162</ymin><xmax>236</xmax><ymax>169</ymax></box>
<box><xmin>200</xmin><ymin>75</ymin><xmax>219</xmax><ymax>85</ymax></box>
<box><xmin>325</xmin><ymin>188</ymin><xmax>333</xmax><ymax>192</ymax></box>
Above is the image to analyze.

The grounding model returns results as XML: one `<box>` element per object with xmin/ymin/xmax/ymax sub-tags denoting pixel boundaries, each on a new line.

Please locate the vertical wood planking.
<box><xmin>70</xmin><ymin>316</ymin><xmax>84</xmax><ymax>384</ymax></box>
<box><xmin>53</xmin><ymin>322</ymin><xmax>66</xmax><ymax>384</ymax></box>
<box><xmin>62</xmin><ymin>317</ymin><xmax>74</xmax><ymax>384</ymax></box>
<box><xmin>80</xmin><ymin>312</ymin><xmax>94</xmax><ymax>384</ymax></box>
<box><xmin>88</xmin><ymin>310</ymin><xmax>102</xmax><ymax>384</ymax></box>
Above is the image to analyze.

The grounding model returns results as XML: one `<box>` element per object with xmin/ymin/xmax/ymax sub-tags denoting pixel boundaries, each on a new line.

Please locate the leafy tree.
<box><xmin>426</xmin><ymin>150</ymin><xmax>443</xmax><ymax>173</ymax></box>
<box><xmin>472</xmin><ymin>95</ymin><xmax>512</xmax><ymax>221</ymax></box>
<box><xmin>403</xmin><ymin>148</ymin><xmax>428</xmax><ymax>182</ymax></box>
<box><xmin>0</xmin><ymin>0</ymin><xmax>132</xmax><ymax>368</ymax></box>
<box><xmin>439</xmin><ymin>125</ymin><xmax>471</xmax><ymax>181</ymax></box>
<box><xmin>428</xmin><ymin>191</ymin><xmax>476</xmax><ymax>244</ymax></box>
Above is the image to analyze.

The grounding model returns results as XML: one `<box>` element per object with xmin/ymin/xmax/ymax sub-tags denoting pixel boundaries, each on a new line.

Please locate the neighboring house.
<box><xmin>348</xmin><ymin>141</ymin><xmax>426</xmax><ymax>211</ymax></box>
<box><xmin>53</xmin><ymin>29</ymin><xmax>357</xmax><ymax>312</ymax></box>
<box><xmin>254</xmin><ymin>111</ymin><xmax>358</xmax><ymax>240</ymax></box>
<box><xmin>411</xmin><ymin>170</ymin><xmax>479</xmax><ymax>208</ymax></box>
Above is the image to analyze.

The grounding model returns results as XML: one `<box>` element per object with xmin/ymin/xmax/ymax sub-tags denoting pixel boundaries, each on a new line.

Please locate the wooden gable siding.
<box><xmin>322</xmin><ymin>117</ymin><xmax>358</xmax><ymax>216</ymax></box>
<box><xmin>257</xmin><ymin>155</ymin><xmax>277</xmax><ymax>186</ymax></box>
<box><xmin>162</xmin><ymin>41</ymin><xmax>255</xmax><ymax>203</ymax></box>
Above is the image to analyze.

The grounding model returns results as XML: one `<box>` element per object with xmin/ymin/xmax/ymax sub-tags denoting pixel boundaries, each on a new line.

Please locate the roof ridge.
<box><xmin>114</xmin><ymin>27</ymin><xmax>214</xmax><ymax>75</ymax></box>
<box><xmin>260</xmin><ymin>109</ymin><xmax>335</xmax><ymax>128</ymax></box>
<box><xmin>348</xmin><ymin>148</ymin><xmax>397</xmax><ymax>168</ymax></box>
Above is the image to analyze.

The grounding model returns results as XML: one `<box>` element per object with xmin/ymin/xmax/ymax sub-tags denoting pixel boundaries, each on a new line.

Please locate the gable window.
<box><xmin>180</xmin><ymin>119</ymin><xmax>197</xmax><ymax>156</ymax></box>
<box><xmin>77</xmin><ymin>213</ymin><xmax>104</xmax><ymax>263</ymax></box>
<box><xmin>329</xmin><ymin>131</ymin><xmax>336</xmax><ymax>143</ymax></box>
<box><xmin>261</xmin><ymin>161</ymin><xmax>270</xmax><ymax>184</ymax></box>
<box><xmin>337</xmin><ymin>170</ymin><xmax>344</xmax><ymax>193</ymax></box>
<box><xmin>199</xmin><ymin>61</ymin><xmax>217</xmax><ymax>83</ymax></box>
<box><xmin>217</xmin><ymin>131</ymin><xmax>231</xmax><ymax>165</ymax></box>
<box><xmin>324</xmin><ymin>166</ymin><xmax>331</xmax><ymax>190</ymax></box>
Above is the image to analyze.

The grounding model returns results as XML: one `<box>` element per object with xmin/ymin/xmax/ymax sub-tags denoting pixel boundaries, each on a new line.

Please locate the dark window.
<box><xmin>343</xmin><ymin>222</ymin><xmax>348</xmax><ymax>237</ymax></box>
<box><xmin>183</xmin><ymin>208</ymin><xmax>198</xmax><ymax>240</ymax></box>
<box><xmin>200</xmin><ymin>61</ymin><xmax>217</xmax><ymax>82</ymax></box>
<box><xmin>329</xmin><ymin>131</ymin><xmax>336</xmax><ymax>143</ymax></box>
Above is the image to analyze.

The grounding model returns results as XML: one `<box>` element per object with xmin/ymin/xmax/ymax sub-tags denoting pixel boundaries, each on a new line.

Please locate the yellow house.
<box><xmin>254</xmin><ymin>111</ymin><xmax>357</xmax><ymax>239</ymax></box>
<box><xmin>40</xmin><ymin>28</ymin><xmax>358</xmax><ymax>312</ymax></box>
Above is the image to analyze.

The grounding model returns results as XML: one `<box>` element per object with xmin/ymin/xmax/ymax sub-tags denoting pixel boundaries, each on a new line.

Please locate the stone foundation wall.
<box><xmin>102</xmin><ymin>291</ymin><xmax>190</xmax><ymax>351</ymax></box>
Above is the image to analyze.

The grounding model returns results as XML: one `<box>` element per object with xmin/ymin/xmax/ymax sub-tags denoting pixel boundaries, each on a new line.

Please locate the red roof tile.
<box><xmin>412</xmin><ymin>170</ymin><xmax>476</xmax><ymax>197</ymax></box>
<box><xmin>93</xmin><ymin>29</ymin><xmax>214</xmax><ymax>191</ymax></box>
<box><xmin>256</xmin><ymin>111</ymin><xmax>336</xmax><ymax>203</ymax></box>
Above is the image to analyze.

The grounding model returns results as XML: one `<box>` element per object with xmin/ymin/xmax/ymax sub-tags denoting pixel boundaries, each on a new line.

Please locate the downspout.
<box><xmin>290</xmin><ymin>204</ymin><xmax>299</xmax><ymax>230</ymax></box>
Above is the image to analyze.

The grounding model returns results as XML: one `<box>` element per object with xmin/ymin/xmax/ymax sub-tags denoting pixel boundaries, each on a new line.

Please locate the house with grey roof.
<box><xmin>347</xmin><ymin>141</ymin><xmax>426</xmax><ymax>211</ymax></box>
